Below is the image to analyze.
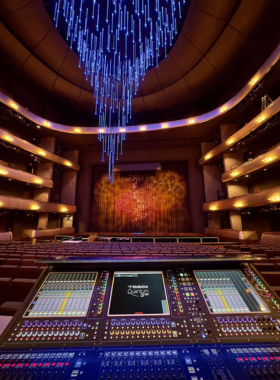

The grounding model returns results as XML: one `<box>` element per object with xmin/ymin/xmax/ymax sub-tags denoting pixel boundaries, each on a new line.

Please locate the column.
<box><xmin>61</xmin><ymin>150</ymin><xmax>79</xmax><ymax>228</ymax></box>
<box><xmin>33</xmin><ymin>137</ymin><xmax>56</xmax><ymax>229</ymax></box>
<box><xmin>220</xmin><ymin>124</ymin><xmax>246</xmax><ymax>230</ymax></box>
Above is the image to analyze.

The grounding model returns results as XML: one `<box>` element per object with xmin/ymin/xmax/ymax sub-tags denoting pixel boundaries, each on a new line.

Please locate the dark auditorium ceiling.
<box><xmin>0</xmin><ymin>0</ymin><xmax>280</xmax><ymax>130</ymax></box>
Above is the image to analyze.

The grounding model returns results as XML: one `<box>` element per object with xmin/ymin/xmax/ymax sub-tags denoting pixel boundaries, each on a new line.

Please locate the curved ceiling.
<box><xmin>0</xmin><ymin>0</ymin><xmax>279</xmax><ymax>125</ymax></box>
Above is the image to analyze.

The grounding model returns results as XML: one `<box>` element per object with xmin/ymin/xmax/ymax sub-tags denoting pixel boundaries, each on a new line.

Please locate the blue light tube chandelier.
<box><xmin>52</xmin><ymin>0</ymin><xmax>186</xmax><ymax>181</ymax></box>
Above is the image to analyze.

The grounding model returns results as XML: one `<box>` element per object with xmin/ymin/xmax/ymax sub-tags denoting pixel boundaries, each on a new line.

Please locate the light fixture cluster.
<box><xmin>234</xmin><ymin>202</ymin><xmax>243</xmax><ymax>208</ymax></box>
<box><xmin>3</xmin><ymin>135</ymin><xmax>13</xmax><ymax>142</ymax></box>
<box><xmin>52</xmin><ymin>0</ymin><xmax>186</xmax><ymax>181</ymax></box>
<box><xmin>268</xmin><ymin>195</ymin><xmax>280</xmax><ymax>202</ymax></box>
<box><xmin>226</xmin><ymin>138</ymin><xmax>234</xmax><ymax>146</ymax></box>
<box><xmin>262</xmin><ymin>155</ymin><xmax>276</xmax><ymax>164</ymax></box>
<box><xmin>230</xmin><ymin>171</ymin><xmax>239</xmax><ymax>177</ymax></box>
<box><xmin>209</xmin><ymin>205</ymin><xmax>217</xmax><ymax>211</ymax></box>
<box><xmin>0</xmin><ymin>169</ymin><xmax>8</xmax><ymax>176</ymax></box>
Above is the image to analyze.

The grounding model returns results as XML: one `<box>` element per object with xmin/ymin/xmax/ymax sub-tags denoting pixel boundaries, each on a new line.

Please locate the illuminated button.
<box><xmin>237</xmin><ymin>358</ymin><xmax>243</xmax><ymax>362</ymax></box>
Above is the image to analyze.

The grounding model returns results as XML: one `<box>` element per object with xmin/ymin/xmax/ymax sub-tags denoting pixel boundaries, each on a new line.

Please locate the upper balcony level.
<box><xmin>0</xmin><ymin>128</ymin><xmax>79</xmax><ymax>171</ymax></box>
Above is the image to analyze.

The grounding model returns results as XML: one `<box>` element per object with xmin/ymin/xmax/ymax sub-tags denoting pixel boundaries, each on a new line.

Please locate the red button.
<box><xmin>263</xmin><ymin>357</ymin><xmax>268</xmax><ymax>361</ymax></box>
<box><xmin>38</xmin><ymin>363</ymin><xmax>43</xmax><ymax>367</ymax></box>
<box><xmin>238</xmin><ymin>358</ymin><xmax>242</xmax><ymax>362</ymax></box>
<box><xmin>244</xmin><ymin>357</ymin><xmax>249</xmax><ymax>361</ymax></box>
<box><xmin>269</xmin><ymin>357</ymin><xmax>274</xmax><ymax>361</ymax></box>
<box><xmin>250</xmin><ymin>357</ymin><xmax>255</xmax><ymax>361</ymax></box>
<box><xmin>4</xmin><ymin>364</ymin><xmax>10</xmax><ymax>368</ymax></box>
<box><xmin>11</xmin><ymin>363</ymin><xmax>16</xmax><ymax>367</ymax></box>
<box><xmin>24</xmin><ymin>363</ymin><xmax>29</xmax><ymax>367</ymax></box>
<box><xmin>257</xmin><ymin>357</ymin><xmax>262</xmax><ymax>361</ymax></box>
<box><xmin>276</xmin><ymin>357</ymin><xmax>280</xmax><ymax>361</ymax></box>
<box><xmin>58</xmin><ymin>362</ymin><xmax>63</xmax><ymax>367</ymax></box>
<box><xmin>51</xmin><ymin>362</ymin><xmax>56</xmax><ymax>367</ymax></box>
<box><xmin>17</xmin><ymin>363</ymin><xmax>23</xmax><ymax>368</ymax></box>
<box><xmin>31</xmin><ymin>363</ymin><xmax>36</xmax><ymax>367</ymax></box>
<box><xmin>65</xmin><ymin>362</ymin><xmax>70</xmax><ymax>366</ymax></box>
<box><xmin>0</xmin><ymin>364</ymin><xmax>2</xmax><ymax>368</ymax></box>
<box><xmin>44</xmin><ymin>363</ymin><xmax>49</xmax><ymax>367</ymax></box>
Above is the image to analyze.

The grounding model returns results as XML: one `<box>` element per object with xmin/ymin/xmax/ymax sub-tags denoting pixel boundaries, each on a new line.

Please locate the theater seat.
<box><xmin>260</xmin><ymin>272</ymin><xmax>280</xmax><ymax>287</ymax></box>
<box><xmin>0</xmin><ymin>278</ymin><xmax>12</xmax><ymax>305</ymax></box>
<box><xmin>17</xmin><ymin>266</ymin><xmax>39</xmax><ymax>279</ymax></box>
<box><xmin>0</xmin><ymin>265</ymin><xmax>19</xmax><ymax>279</ymax></box>
<box><xmin>253</xmin><ymin>263</ymin><xmax>276</xmax><ymax>272</ymax></box>
<box><xmin>11</xmin><ymin>279</ymin><xmax>37</xmax><ymax>302</ymax></box>
<box><xmin>0</xmin><ymin>301</ymin><xmax>22</xmax><ymax>316</ymax></box>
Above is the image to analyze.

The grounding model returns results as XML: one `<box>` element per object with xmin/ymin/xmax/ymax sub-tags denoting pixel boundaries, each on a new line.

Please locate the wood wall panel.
<box><xmin>0</xmin><ymin>164</ymin><xmax>53</xmax><ymax>188</ymax></box>
<box><xmin>261</xmin><ymin>232</ymin><xmax>280</xmax><ymax>245</ymax></box>
<box><xmin>0</xmin><ymin>128</ymin><xmax>79</xmax><ymax>171</ymax></box>
<box><xmin>222</xmin><ymin>144</ymin><xmax>280</xmax><ymax>182</ymax></box>
<box><xmin>205</xmin><ymin>227</ymin><xmax>258</xmax><ymax>241</ymax></box>
<box><xmin>23</xmin><ymin>227</ymin><xmax>75</xmax><ymax>238</ymax></box>
<box><xmin>0</xmin><ymin>194</ymin><xmax>76</xmax><ymax>213</ymax></box>
<box><xmin>199</xmin><ymin>96</ymin><xmax>280</xmax><ymax>165</ymax></box>
<box><xmin>204</xmin><ymin>186</ymin><xmax>280</xmax><ymax>211</ymax></box>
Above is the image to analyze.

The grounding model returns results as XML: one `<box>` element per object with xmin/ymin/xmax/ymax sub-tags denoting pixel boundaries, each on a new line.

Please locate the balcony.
<box><xmin>203</xmin><ymin>186</ymin><xmax>280</xmax><ymax>212</ymax></box>
<box><xmin>199</xmin><ymin>96</ymin><xmax>280</xmax><ymax>166</ymax></box>
<box><xmin>0</xmin><ymin>128</ymin><xmax>79</xmax><ymax>171</ymax></box>
<box><xmin>0</xmin><ymin>164</ymin><xmax>53</xmax><ymax>188</ymax></box>
<box><xmin>222</xmin><ymin>143</ymin><xmax>280</xmax><ymax>183</ymax></box>
<box><xmin>0</xmin><ymin>195</ymin><xmax>76</xmax><ymax>213</ymax></box>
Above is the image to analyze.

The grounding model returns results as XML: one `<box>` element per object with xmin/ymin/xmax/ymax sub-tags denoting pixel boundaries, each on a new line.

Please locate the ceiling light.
<box><xmin>43</xmin><ymin>121</ymin><xmax>51</xmax><ymax>127</ymax></box>
<box><xmin>255</xmin><ymin>115</ymin><xmax>266</xmax><ymax>123</ymax></box>
<box><xmin>0</xmin><ymin>169</ymin><xmax>8</xmax><ymax>175</ymax></box>
<box><xmin>230</xmin><ymin>171</ymin><xmax>239</xmax><ymax>177</ymax></box>
<box><xmin>162</xmin><ymin>123</ymin><xmax>168</xmax><ymax>129</ymax></box>
<box><xmin>226</xmin><ymin>138</ymin><xmax>234</xmax><ymax>146</ymax></box>
<box><xmin>188</xmin><ymin>119</ymin><xmax>195</xmax><ymax>124</ymax></box>
<box><xmin>249</xmin><ymin>77</ymin><xmax>258</xmax><ymax>86</ymax></box>
<box><xmin>234</xmin><ymin>202</ymin><xmax>243</xmax><ymax>208</ymax></box>
<box><xmin>3</xmin><ymin>135</ymin><xmax>13</xmax><ymax>142</ymax></box>
<box><xmin>140</xmin><ymin>126</ymin><xmax>146</xmax><ymax>131</ymax></box>
<box><xmin>120</xmin><ymin>128</ymin><xmax>125</xmax><ymax>132</ymax></box>
<box><xmin>38</xmin><ymin>151</ymin><xmax>46</xmax><ymax>156</ymax></box>
<box><xmin>220</xmin><ymin>106</ymin><xmax>227</xmax><ymax>113</ymax></box>
<box><xmin>61</xmin><ymin>207</ymin><xmax>68</xmax><ymax>212</ymax></box>
<box><xmin>30</xmin><ymin>205</ymin><xmax>40</xmax><ymax>211</ymax></box>
<box><xmin>34</xmin><ymin>179</ymin><xmax>43</xmax><ymax>184</ymax></box>
<box><xmin>99</xmin><ymin>128</ymin><xmax>104</xmax><ymax>133</ymax></box>
<box><xmin>268</xmin><ymin>195</ymin><xmax>280</xmax><ymax>202</ymax></box>
<box><xmin>74</xmin><ymin>128</ymin><xmax>81</xmax><ymax>133</ymax></box>
<box><xmin>10</xmin><ymin>102</ymin><xmax>18</xmax><ymax>110</ymax></box>
<box><xmin>37</xmin><ymin>125</ymin><xmax>41</xmax><ymax>129</ymax></box>
<box><xmin>65</xmin><ymin>162</ymin><xmax>72</xmax><ymax>167</ymax></box>
<box><xmin>262</xmin><ymin>156</ymin><xmax>276</xmax><ymax>164</ymax></box>
<box><xmin>209</xmin><ymin>205</ymin><xmax>217</xmax><ymax>211</ymax></box>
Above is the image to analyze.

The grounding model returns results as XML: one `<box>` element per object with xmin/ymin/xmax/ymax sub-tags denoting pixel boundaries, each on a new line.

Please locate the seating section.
<box><xmin>0</xmin><ymin>240</ymin><xmax>280</xmax><ymax>315</ymax></box>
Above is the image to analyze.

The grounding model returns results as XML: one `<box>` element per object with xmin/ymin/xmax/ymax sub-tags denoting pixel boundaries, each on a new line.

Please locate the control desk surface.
<box><xmin>0</xmin><ymin>255</ymin><xmax>279</xmax><ymax>380</ymax></box>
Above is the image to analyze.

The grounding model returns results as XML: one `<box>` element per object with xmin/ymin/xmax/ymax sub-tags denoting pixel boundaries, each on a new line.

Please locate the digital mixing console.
<box><xmin>0</xmin><ymin>254</ymin><xmax>280</xmax><ymax>379</ymax></box>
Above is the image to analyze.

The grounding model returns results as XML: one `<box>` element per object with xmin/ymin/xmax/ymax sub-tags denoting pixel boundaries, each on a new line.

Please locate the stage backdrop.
<box><xmin>91</xmin><ymin>162</ymin><xmax>190</xmax><ymax>233</ymax></box>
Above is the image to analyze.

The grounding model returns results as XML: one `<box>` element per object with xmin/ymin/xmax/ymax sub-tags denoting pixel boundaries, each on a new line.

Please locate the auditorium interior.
<box><xmin>0</xmin><ymin>1</ymin><xmax>280</xmax><ymax>379</ymax></box>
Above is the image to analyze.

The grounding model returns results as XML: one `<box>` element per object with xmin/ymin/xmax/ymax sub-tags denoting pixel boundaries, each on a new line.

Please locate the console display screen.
<box><xmin>24</xmin><ymin>272</ymin><xmax>97</xmax><ymax>318</ymax></box>
<box><xmin>108</xmin><ymin>271</ymin><xmax>169</xmax><ymax>316</ymax></box>
<box><xmin>194</xmin><ymin>270</ymin><xmax>269</xmax><ymax>314</ymax></box>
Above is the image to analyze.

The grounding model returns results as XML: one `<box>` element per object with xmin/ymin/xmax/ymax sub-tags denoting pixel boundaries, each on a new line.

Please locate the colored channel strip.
<box><xmin>165</xmin><ymin>270</ymin><xmax>184</xmax><ymax>315</ymax></box>
<box><xmin>92</xmin><ymin>271</ymin><xmax>109</xmax><ymax>317</ymax></box>
<box><xmin>245</xmin><ymin>268</ymin><xmax>280</xmax><ymax>312</ymax></box>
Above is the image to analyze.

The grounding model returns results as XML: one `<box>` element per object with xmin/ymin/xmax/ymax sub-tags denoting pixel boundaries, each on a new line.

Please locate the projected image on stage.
<box><xmin>24</xmin><ymin>272</ymin><xmax>97</xmax><ymax>318</ymax></box>
<box><xmin>194</xmin><ymin>270</ymin><xmax>269</xmax><ymax>314</ymax></box>
<box><xmin>108</xmin><ymin>271</ymin><xmax>169</xmax><ymax>316</ymax></box>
